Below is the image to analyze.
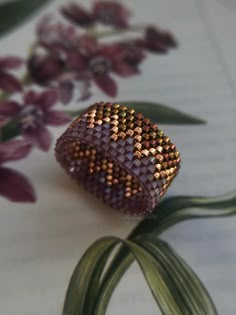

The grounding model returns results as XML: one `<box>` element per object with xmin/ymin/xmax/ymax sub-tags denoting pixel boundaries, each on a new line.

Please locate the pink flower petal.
<box><xmin>67</xmin><ymin>51</ymin><xmax>87</xmax><ymax>71</ymax></box>
<box><xmin>59</xmin><ymin>80</ymin><xmax>74</xmax><ymax>104</ymax></box>
<box><xmin>35</xmin><ymin>89</ymin><xmax>59</xmax><ymax>109</ymax></box>
<box><xmin>93</xmin><ymin>1</ymin><xmax>131</xmax><ymax>29</ymax></box>
<box><xmin>112</xmin><ymin>62</ymin><xmax>139</xmax><ymax>77</ymax></box>
<box><xmin>0</xmin><ymin>71</ymin><xmax>22</xmax><ymax>92</ymax></box>
<box><xmin>45</xmin><ymin>110</ymin><xmax>71</xmax><ymax>126</ymax></box>
<box><xmin>24</xmin><ymin>90</ymin><xmax>39</xmax><ymax>105</ymax></box>
<box><xmin>0</xmin><ymin>57</ymin><xmax>23</xmax><ymax>69</ymax></box>
<box><xmin>0</xmin><ymin>167</ymin><xmax>36</xmax><ymax>202</ymax></box>
<box><xmin>23</xmin><ymin>127</ymin><xmax>52</xmax><ymax>152</ymax></box>
<box><xmin>94</xmin><ymin>75</ymin><xmax>117</xmax><ymax>97</ymax></box>
<box><xmin>61</xmin><ymin>3</ymin><xmax>94</xmax><ymax>27</ymax></box>
<box><xmin>0</xmin><ymin>100</ymin><xmax>20</xmax><ymax>117</ymax></box>
<box><xmin>28</xmin><ymin>54</ymin><xmax>63</xmax><ymax>85</ymax></box>
<box><xmin>0</xmin><ymin>140</ymin><xmax>32</xmax><ymax>164</ymax></box>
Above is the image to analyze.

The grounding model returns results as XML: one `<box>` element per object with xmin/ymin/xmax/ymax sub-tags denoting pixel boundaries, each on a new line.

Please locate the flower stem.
<box><xmin>94</xmin><ymin>24</ymin><xmax>146</xmax><ymax>39</ymax></box>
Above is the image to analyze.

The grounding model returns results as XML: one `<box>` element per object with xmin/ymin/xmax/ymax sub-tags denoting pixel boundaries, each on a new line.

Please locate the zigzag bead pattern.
<box><xmin>55</xmin><ymin>102</ymin><xmax>181</xmax><ymax>217</ymax></box>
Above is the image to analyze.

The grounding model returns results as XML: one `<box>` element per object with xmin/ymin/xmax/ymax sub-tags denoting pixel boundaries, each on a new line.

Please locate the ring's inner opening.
<box><xmin>58</xmin><ymin>138</ymin><xmax>148</xmax><ymax>216</ymax></box>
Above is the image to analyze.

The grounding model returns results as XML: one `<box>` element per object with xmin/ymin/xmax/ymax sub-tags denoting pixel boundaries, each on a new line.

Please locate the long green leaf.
<box><xmin>91</xmin><ymin>191</ymin><xmax>236</xmax><ymax>315</ymax></box>
<box><xmin>131</xmin><ymin>190</ymin><xmax>236</xmax><ymax>238</ymax></box>
<box><xmin>63</xmin><ymin>236</ymin><xmax>120</xmax><ymax>315</ymax></box>
<box><xmin>82</xmin><ymin>241</ymin><xmax>121</xmax><ymax>315</ymax></box>
<box><xmin>66</xmin><ymin>101</ymin><xmax>205</xmax><ymax>125</ymax></box>
<box><xmin>119</xmin><ymin>239</ymin><xmax>184</xmax><ymax>315</ymax></box>
<box><xmin>119</xmin><ymin>101</ymin><xmax>205</xmax><ymax>125</ymax></box>
<box><xmin>0</xmin><ymin>0</ymin><xmax>52</xmax><ymax>37</ymax></box>
<box><xmin>136</xmin><ymin>236</ymin><xmax>217</xmax><ymax>315</ymax></box>
<box><xmin>91</xmin><ymin>249</ymin><xmax>133</xmax><ymax>315</ymax></box>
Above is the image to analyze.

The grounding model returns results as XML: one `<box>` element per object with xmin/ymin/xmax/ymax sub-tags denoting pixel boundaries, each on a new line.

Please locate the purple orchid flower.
<box><xmin>93</xmin><ymin>1</ymin><xmax>130</xmax><ymax>29</ymax></box>
<box><xmin>28</xmin><ymin>54</ymin><xmax>64</xmax><ymax>86</ymax></box>
<box><xmin>0</xmin><ymin>89</ymin><xmax>71</xmax><ymax>151</ymax></box>
<box><xmin>0</xmin><ymin>140</ymin><xmax>36</xmax><ymax>202</ymax></box>
<box><xmin>27</xmin><ymin>53</ymin><xmax>92</xmax><ymax>105</ymax></box>
<box><xmin>67</xmin><ymin>36</ymin><xmax>141</xmax><ymax>97</ymax></box>
<box><xmin>0</xmin><ymin>56</ymin><xmax>23</xmax><ymax>92</ymax></box>
<box><xmin>136</xmin><ymin>26</ymin><xmax>178</xmax><ymax>54</ymax></box>
<box><xmin>60</xmin><ymin>2</ymin><xmax>94</xmax><ymax>28</ymax></box>
<box><xmin>61</xmin><ymin>1</ymin><xmax>130</xmax><ymax>29</ymax></box>
<box><xmin>36</xmin><ymin>15</ymin><xmax>78</xmax><ymax>53</ymax></box>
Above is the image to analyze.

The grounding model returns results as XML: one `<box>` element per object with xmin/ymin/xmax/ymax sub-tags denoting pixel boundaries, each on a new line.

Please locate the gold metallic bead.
<box><xmin>111</xmin><ymin>134</ymin><xmax>118</xmax><ymax>141</ymax></box>
<box><xmin>150</xmin><ymin>131</ymin><xmax>157</xmax><ymax>139</ymax></box>
<box><xmin>118</xmin><ymin>131</ymin><xmax>126</xmax><ymax>139</ymax></box>
<box><xmin>162</xmin><ymin>162</ymin><xmax>168</xmax><ymax>169</ymax></box>
<box><xmin>141</xmin><ymin>140</ymin><xmax>150</xmax><ymax>149</ymax></box>
<box><xmin>163</xmin><ymin>145</ymin><xmax>170</xmax><ymax>152</ymax></box>
<box><xmin>135</xmin><ymin>113</ymin><xmax>142</xmax><ymax>119</ymax></box>
<box><xmin>128</xmin><ymin>109</ymin><xmax>135</xmax><ymax>115</ymax></box>
<box><xmin>120</xmin><ymin>118</ymin><xmax>127</xmax><ymax>124</ymax></box>
<box><xmin>118</xmin><ymin>124</ymin><xmax>127</xmax><ymax>131</ymax></box>
<box><xmin>127</xmin><ymin>122</ymin><xmax>134</xmax><ymax>129</ymax></box>
<box><xmin>126</xmin><ymin>174</ymin><xmax>132</xmax><ymax>181</ymax></box>
<box><xmin>126</xmin><ymin>129</ymin><xmax>134</xmax><ymax>137</ymax></box>
<box><xmin>134</xmin><ymin>151</ymin><xmax>142</xmax><ymax>159</ymax></box>
<box><xmin>154</xmin><ymin>172</ymin><xmax>160</xmax><ymax>180</ymax></box>
<box><xmin>103</xmin><ymin>117</ymin><xmax>110</xmax><ymax>123</ymax></box>
<box><xmin>175</xmin><ymin>151</ymin><xmax>180</xmax><ymax>158</ymax></box>
<box><xmin>134</xmin><ymin>127</ymin><xmax>142</xmax><ymax>134</ymax></box>
<box><xmin>149</xmin><ymin>148</ymin><xmax>156</xmax><ymax>155</ymax></box>
<box><xmin>85</xmin><ymin>150</ymin><xmax>90</xmax><ymax>157</ymax></box>
<box><xmin>157</xmin><ymin>130</ymin><xmax>164</xmax><ymax>137</ymax></box>
<box><xmin>141</xmin><ymin>149</ymin><xmax>149</xmax><ymax>157</ymax></box>
<box><xmin>155</xmin><ymin>164</ymin><xmax>162</xmax><ymax>171</ymax></box>
<box><xmin>134</xmin><ymin>142</ymin><xmax>142</xmax><ymax>151</ymax></box>
<box><xmin>164</xmin><ymin>137</ymin><xmax>170</xmax><ymax>143</ymax></box>
<box><xmin>127</xmin><ymin>115</ymin><xmax>134</xmax><ymax>122</ymax></box>
<box><xmin>156</xmin><ymin>146</ymin><xmax>163</xmax><ymax>153</ymax></box>
<box><xmin>142</xmin><ymin>133</ymin><xmax>150</xmax><ymax>140</ymax></box>
<box><xmin>134</xmin><ymin>135</ymin><xmax>142</xmax><ymax>142</ymax></box>
<box><xmin>111</xmin><ymin>126</ymin><xmax>118</xmax><ymax>133</ymax></box>
<box><xmin>111</xmin><ymin>120</ymin><xmax>119</xmax><ymax>126</ymax></box>
<box><xmin>155</xmin><ymin>154</ymin><xmax>164</xmax><ymax>162</ymax></box>
<box><xmin>143</xmin><ymin>118</ymin><xmax>150</xmax><ymax>125</ymax></box>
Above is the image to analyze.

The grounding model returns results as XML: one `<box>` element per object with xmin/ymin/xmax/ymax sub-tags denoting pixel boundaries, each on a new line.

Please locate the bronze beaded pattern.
<box><xmin>55</xmin><ymin>102</ymin><xmax>181</xmax><ymax>217</ymax></box>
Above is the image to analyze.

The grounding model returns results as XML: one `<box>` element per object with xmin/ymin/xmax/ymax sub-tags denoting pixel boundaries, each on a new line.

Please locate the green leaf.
<box><xmin>0</xmin><ymin>0</ymin><xmax>53</xmax><ymax>37</ymax></box>
<box><xmin>135</xmin><ymin>236</ymin><xmax>218</xmax><ymax>315</ymax></box>
<box><xmin>119</xmin><ymin>101</ymin><xmax>205</xmax><ymax>125</ymax></box>
<box><xmin>64</xmin><ymin>109</ymin><xmax>84</xmax><ymax>118</ymax></box>
<box><xmin>91</xmin><ymin>248</ymin><xmax>133</xmax><ymax>315</ymax></box>
<box><xmin>91</xmin><ymin>191</ymin><xmax>236</xmax><ymax>315</ymax></box>
<box><xmin>63</xmin><ymin>236</ymin><xmax>120</xmax><ymax>315</ymax></box>
<box><xmin>131</xmin><ymin>190</ymin><xmax>236</xmax><ymax>238</ymax></box>
<box><xmin>120</xmin><ymin>239</ymin><xmax>185</xmax><ymax>315</ymax></box>
<box><xmin>66</xmin><ymin>101</ymin><xmax>205</xmax><ymax>125</ymax></box>
<box><xmin>0</xmin><ymin>119</ymin><xmax>20</xmax><ymax>142</ymax></box>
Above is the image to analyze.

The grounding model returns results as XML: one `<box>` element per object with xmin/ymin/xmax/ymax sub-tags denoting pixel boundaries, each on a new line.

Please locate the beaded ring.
<box><xmin>55</xmin><ymin>102</ymin><xmax>181</xmax><ymax>217</ymax></box>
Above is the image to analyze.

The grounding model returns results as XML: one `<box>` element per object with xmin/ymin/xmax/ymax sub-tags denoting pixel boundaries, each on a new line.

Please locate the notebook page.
<box><xmin>0</xmin><ymin>0</ymin><xmax>236</xmax><ymax>314</ymax></box>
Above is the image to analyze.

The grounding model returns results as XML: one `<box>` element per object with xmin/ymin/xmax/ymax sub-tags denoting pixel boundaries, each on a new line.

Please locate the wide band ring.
<box><xmin>55</xmin><ymin>102</ymin><xmax>181</xmax><ymax>217</ymax></box>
